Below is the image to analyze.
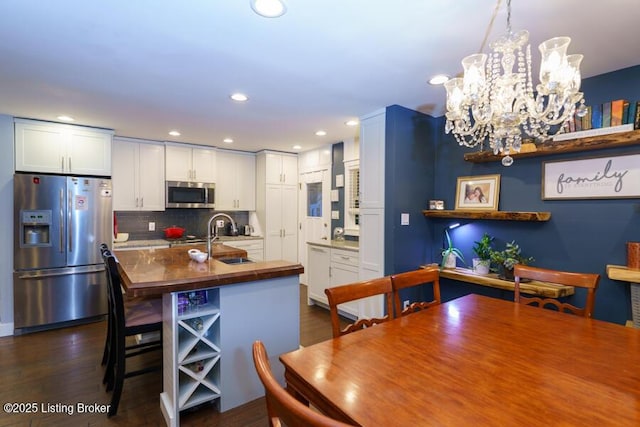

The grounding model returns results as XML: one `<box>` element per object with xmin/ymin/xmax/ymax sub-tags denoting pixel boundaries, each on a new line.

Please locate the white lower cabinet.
<box><xmin>224</xmin><ymin>239</ymin><xmax>264</xmax><ymax>261</ymax></box>
<box><xmin>307</xmin><ymin>243</ymin><xmax>359</xmax><ymax>319</ymax></box>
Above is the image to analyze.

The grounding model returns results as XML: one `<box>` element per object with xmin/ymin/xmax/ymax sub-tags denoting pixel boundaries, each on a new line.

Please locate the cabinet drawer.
<box><xmin>330</xmin><ymin>249</ymin><xmax>358</xmax><ymax>266</ymax></box>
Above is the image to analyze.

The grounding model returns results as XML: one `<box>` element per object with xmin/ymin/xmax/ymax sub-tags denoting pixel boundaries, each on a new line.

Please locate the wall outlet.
<box><xmin>216</xmin><ymin>220</ymin><xmax>225</xmax><ymax>228</ymax></box>
<box><xmin>148</xmin><ymin>222</ymin><xmax>155</xmax><ymax>231</ymax></box>
<box><xmin>403</xmin><ymin>300</ymin><xmax>410</xmax><ymax>310</ymax></box>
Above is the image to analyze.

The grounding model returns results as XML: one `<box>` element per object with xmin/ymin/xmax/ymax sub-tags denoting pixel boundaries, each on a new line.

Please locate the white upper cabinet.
<box><xmin>359</xmin><ymin>110</ymin><xmax>386</xmax><ymax>209</ymax></box>
<box><xmin>112</xmin><ymin>137</ymin><xmax>165</xmax><ymax>211</ymax></box>
<box><xmin>216</xmin><ymin>150</ymin><xmax>256</xmax><ymax>211</ymax></box>
<box><xmin>14</xmin><ymin>118</ymin><xmax>113</xmax><ymax>176</ymax></box>
<box><xmin>265</xmin><ymin>152</ymin><xmax>298</xmax><ymax>186</ymax></box>
<box><xmin>165</xmin><ymin>143</ymin><xmax>216</xmax><ymax>183</ymax></box>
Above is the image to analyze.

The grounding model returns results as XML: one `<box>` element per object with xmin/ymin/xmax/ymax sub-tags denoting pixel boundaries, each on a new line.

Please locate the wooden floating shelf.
<box><xmin>464</xmin><ymin>129</ymin><xmax>640</xmax><ymax>163</ymax></box>
<box><xmin>606</xmin><ymin>264</ymin><xmax>640</xmax><ymax>283</ymax></box>
<box><xmin>438</xmin><ymin>267</ymin><xmax>574</xmax><ymax>298</ymax></box>
<box><xmin>422</xmin><ymin>210</ymin><xmax>551</xmax><ymax>222</ymax></box>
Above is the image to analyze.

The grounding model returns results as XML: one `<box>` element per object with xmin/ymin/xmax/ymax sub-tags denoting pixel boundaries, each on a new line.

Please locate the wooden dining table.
<box><xmin>279</xmin><ymin>294</ymin><xmax>640</xmax><ymax>426</ymax></box>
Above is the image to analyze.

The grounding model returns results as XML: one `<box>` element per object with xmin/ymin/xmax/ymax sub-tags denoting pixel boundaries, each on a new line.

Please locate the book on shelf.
<box><xmin>626</xmin><ymin>101</ymin><xmax>638</xmax><ymax>126</ymax></box>
<box><xmin>552</xmin><ymin>123</ymin><xmax>634</xmax><ymax>142</ymax></box>
<box><xmin>635</xmin><ymin>101</ymin><xmax>640</xmax><ymax>129</ymax></box>
<box><xmin>581</xmin><ymin>105</ymin><xmax>592</xmax><ymax>130</ymax></box>
<box><xmin>602</xmin><ymin>102</ymin><xmax>612</xmax><ymax>127</ymax></box>
<box><xmin>591</xmin><ymin>104</ymin><xmax>603</xmax><ymax>129</ymax></box>
<box><xmin>611</xmin><ymin>99</ymin><xmax>625</xmax><ymax>126</ymax></box>
<box><xmin>623</xmin><ymin>101</ymin><xmax>630</xmax><ymax>125</ymax></box>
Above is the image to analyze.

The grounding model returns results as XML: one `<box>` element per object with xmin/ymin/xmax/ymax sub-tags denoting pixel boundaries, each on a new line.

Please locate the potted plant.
<box><xmin>441</xmin><ymin>229</ymin><xmax>465</xmax><ymax>269</ymax></box>
<box><xmin>472</xmin><ymin>233</ymin><xmax>493</xmax><ymax>275</ymax></box>
<box><xmin>490</xmin><ymin>240</ymin><xmax>534</xmax><ymax>280</ymax></box>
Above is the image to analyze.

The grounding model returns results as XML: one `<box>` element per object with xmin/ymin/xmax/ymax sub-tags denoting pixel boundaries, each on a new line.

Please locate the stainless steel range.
<box><xmin>13</xmin><ymin>173</ymin><xmax>112</xmax><ymax>334</ymax></box>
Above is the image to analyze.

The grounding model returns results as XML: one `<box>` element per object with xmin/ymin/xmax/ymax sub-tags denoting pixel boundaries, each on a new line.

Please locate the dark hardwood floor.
<box><xmin>0</xmin><ymin>285</ymin><xmax>346</xmax><ymax>427</ymax></box>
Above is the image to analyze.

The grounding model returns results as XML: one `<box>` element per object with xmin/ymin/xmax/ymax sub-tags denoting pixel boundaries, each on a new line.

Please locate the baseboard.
<box><xmin>0</xmin><ymin>322</ymin><xmax>14</xmax><ymax>337</ymax></box>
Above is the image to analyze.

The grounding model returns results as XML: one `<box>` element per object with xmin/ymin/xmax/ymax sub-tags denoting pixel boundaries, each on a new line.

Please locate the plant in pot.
<box><xmin>489</xmin><ymin>240</ymin><xmax>534</xmax><ymax>280</ymax></box>
<box><xmin>472</xmin><ymin>233</ymin><xmax>494</xmax><ymax>275</ymax></box>
<box><xmin>441</xmin><ymin>229</ymin><xmax>465</xmax><ymax>269</ymax></box>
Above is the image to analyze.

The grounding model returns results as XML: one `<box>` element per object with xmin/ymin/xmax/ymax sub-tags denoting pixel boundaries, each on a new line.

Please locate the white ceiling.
<box><xmin>0</xmin><ymin>1</ymin><xmax>639</xmax><ymax>153</ymax></box>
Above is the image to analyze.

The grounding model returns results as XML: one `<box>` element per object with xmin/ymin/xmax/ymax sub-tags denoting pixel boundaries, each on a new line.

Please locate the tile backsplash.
<box><xmin>115</xmin><ymin>209</ymin><xmax>249</xmax><ymax>240</ymax></box>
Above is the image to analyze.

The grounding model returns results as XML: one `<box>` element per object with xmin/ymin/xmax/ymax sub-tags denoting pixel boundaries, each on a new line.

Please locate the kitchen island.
<box><xmin>114</xmin><ymin>244</ymin><xmax>303</xmax><ymax>427</ymax></box>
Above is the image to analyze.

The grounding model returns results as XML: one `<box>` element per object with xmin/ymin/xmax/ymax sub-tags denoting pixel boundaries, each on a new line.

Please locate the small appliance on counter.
<box><xmin>333</xmin><ymin>227</ymin><xmax>345</xmax><ymax>241</ymax></box>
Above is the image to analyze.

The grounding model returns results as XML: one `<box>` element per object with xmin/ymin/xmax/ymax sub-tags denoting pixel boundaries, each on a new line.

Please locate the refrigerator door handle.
<box><xmin>68</xmin><ymin>189</ymin><xmax>73</xmax><ymax>253</ymax></box>
<box><xmin>59</xmin><ymin>188</ymin><xmax>65</xmax><ymax>252</ymax></box>
<box><xmin>17</xmin><ymin>264</ymin><xmax>105</xmax><ymax>279</ymax></box>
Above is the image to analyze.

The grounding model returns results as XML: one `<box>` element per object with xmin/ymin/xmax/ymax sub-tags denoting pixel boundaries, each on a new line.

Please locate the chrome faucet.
<box><xmin>206</xmin><ymin>213</ymin><xmax>237</xmax><ymax>258</ymax></box>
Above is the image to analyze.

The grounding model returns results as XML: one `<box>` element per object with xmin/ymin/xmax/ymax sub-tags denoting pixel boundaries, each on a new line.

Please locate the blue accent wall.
<box><xmin>383</xmin><ymin>105</ymin><xmax>438</xmax><ymax>275</ymax></box>
<box><xmin>384</xmin><ymin>65</ymin><xmax>640</xmax><ymax>325</ymax></box>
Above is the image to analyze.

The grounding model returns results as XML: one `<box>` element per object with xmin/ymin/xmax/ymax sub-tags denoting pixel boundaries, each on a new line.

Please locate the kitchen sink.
<box><xmin>219</xmin><ymin>257</ymin><xmax>254</xmax><ymax>265</ymax></box>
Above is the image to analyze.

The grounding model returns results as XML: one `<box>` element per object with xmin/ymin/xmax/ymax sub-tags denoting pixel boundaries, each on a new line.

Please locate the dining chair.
<box><xmin>324</xmin><ymin>276</ymin><xmax>394</xmax><ymax>338</ymax></box>
<box><xmin>101</xmin><ymin>248</ymin><xmax>163</xmax><ymax>417</ymax></box>
<box><xmin>252</xmin><ymin>340</ymin><xmax>356</xmax><ymax>427</ymax></box>
<box><xmin>514</xmin><ymin>264</ymin><xmax>601</xmax><ymax>318</ymax></box>
<box><xmin>390</xmin><ymin>266</ymin><xmax>441</xmax><ymax>317</ymax></box>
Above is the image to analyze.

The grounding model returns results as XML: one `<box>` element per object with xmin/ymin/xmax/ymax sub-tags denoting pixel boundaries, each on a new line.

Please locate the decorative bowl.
<box><xmin>114</xmin><ymin>232</ymin><xmax>129</xmax><ymax>243</ymax></box>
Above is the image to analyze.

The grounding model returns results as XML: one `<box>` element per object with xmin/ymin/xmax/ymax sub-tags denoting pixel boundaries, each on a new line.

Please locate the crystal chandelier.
<box><xmin>444</xmin><ymin>0</ymin><xmax>587</xmax><ymax>166</ymax></box>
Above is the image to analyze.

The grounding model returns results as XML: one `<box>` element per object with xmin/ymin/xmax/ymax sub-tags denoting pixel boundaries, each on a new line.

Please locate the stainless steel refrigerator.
<box><xmin>13</xmin><ymin>173</ymin><xmax>112</xmax><ymax>334</ymax></box>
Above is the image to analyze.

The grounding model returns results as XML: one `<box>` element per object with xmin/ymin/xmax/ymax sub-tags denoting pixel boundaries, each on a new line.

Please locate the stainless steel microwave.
<box><xmin>166</xmin><ymin>181</ymin><xmax>215</xmax><ymax>208</ymax></box>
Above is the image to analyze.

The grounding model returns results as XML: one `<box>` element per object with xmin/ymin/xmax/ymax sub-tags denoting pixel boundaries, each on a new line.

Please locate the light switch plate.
<box><xmin>331</xmin><ymin>189</ymin><xmax>339</xmax><ymax>202</ymax></box>
<box><xmin>148</xmin><ymin>222</ymin><xmax>156</xmax><ymax>231</ymax></box>
<box><xmin>401</xmin><ymin>213</ymin><xmax>410</xmax><ymax>226</ymax></box>
<box><xmin>335</xmin><ymin>174</ymin><xmax>344</xmax><ymax>188</ymax></box>
<box><xmin>331</xmin><ymin>210</ymin><xmax>340</xmax><ymax>220</ymax></box>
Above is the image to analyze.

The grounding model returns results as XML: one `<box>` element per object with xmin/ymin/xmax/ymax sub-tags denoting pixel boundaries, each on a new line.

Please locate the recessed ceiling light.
<box><xmin>223</xmin><ymin>138</ymin><xmax>234</xmax><ymax>144</ymax></box>
<box><xmin>345</xmin><ymin>119</ymin><xmax>359</xmax><ymax>127</ymax></box>
<box><xmin>292</xmin><ymin>145</ymin><xmax>302</xmax><ymax>150</ymax></box>
<box><xmin>428</xmin><ymin>74</ymin><xmax>450</xmax><ymax>85</ymax></box>
<box><xmin>250</xmin><ymin>0</ymin><xmax>287</xmax><ymax>18</ymax></box>
<box><xmin>57</xmin><ymin>115</ymin><xmax>74</xmax><ymax>122</ymax></box>
<box><xmin>230</xmin><ymin>93</ymin><xmax>248</xmax><ymax>102</ymax></box>
<box><xmin>315</xmin><ymin>130</ymin><xmax>327</xmax><ymax>136</ymax></box>
<box><xmin>169</xmin><ymin>130</ymin><xmax>181</xmax><ymax>136</ymax></box>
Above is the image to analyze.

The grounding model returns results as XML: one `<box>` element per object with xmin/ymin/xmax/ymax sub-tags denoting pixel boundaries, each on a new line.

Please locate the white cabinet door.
<box><xmin>307</xmin><ymin>244</ymin><xmax>330</xmax><ymax>305</ymax></box>
<box><xmin>137</xmin><ymin>143</ymin><xmax>165</xmax><ymax>210</ymax></box>
<box><xmin>15</xmin><ymin>119</ymin><xmax>112</xmax><ymax>176</ymax></box>
<box><xmin>216</xmin><ymin>151</ymin><xmax>255</xmax><ymax>211</ymax></box>
<box><xmin>281</xmin><ymin>184</ymin><xmax>298</xmax><ymax>263</ymax></box>
<box><xmin>67</xmin><ymin>127</ymin><xmax>112</xmax><ymax>176</ymax></box>
<box><xmin>281</xmin><ymin>154</ymin><xmax>298</xmax><ymax>186</ymax></box>
<box><xmin>264</xmin><ymin>152</ymin><xmax>297</xmax><ymax>185</ymax></box>
<box><xmin>165</xmin><ymin>144</ymin><xmax>193</xmax><ymax>182</ymax></box>
<box><xmin>235</xmin><ymin>153</ymin><xmax>255</xmax><ymax>210</ymax></box>
<box><xmin>15</xmin><ymin>121</ymin><xmax>66</xmax><ymax>174</ymax></box>
<box><xmin>264</xmin><ymin>152</ymin><xmax>284</xmax><ymax>185</ymax></box>
<box><xmin>359</xmin><ymin>110</ymin><xmax>386</xmax><ymax>209</ymax></box>
<box><xmin>112</xmin><ymin>140</ymin><xmax>139</xmax><ymax>210</ymax></box>
<box><xmin>264</xmin><ymin>185</ymin><xmax>283</xmax><ymax>261</ymax></box>
<box><xmin>215</xmin><ymin>151</ymin><xmax>237</xmax><ymax>210</ymax></box>
<box><xmin>113</xmin><ymin>138</ymin><xmax>165</xmax><ymax>211</ymax></box>
<box><xmin>192</xmin><ymin>147</ymin><xmax>216</xmax><ymax>183</ymax></box>
<box><xmin>330</xmin><ymin>261</ymin><xmax>359</xmax><ymax>317</ymax></box>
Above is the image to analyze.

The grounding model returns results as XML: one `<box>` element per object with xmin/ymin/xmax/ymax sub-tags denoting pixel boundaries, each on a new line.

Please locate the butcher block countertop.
<box><xmin>114</xmin><ymin>243</ymin><xmax>304</xmax><ymax>298</ymax></box>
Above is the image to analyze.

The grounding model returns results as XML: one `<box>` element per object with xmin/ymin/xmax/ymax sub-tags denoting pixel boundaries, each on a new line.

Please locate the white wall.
<box><xmin>0</xmin><ymin>115</ymin><xmax>14</xmax><ymax>335</ymax></box>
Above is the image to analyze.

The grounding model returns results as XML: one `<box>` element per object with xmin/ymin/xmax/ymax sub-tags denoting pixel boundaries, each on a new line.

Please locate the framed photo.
<box><xmin>455</xmin><ymin>174</ymin><xmax>501</xmax><ymax>210</ymax></box>
<box><xmin>542</xmin><ymin>153</ymin><xmax>640</xmax><ymax>200</ymax></box>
